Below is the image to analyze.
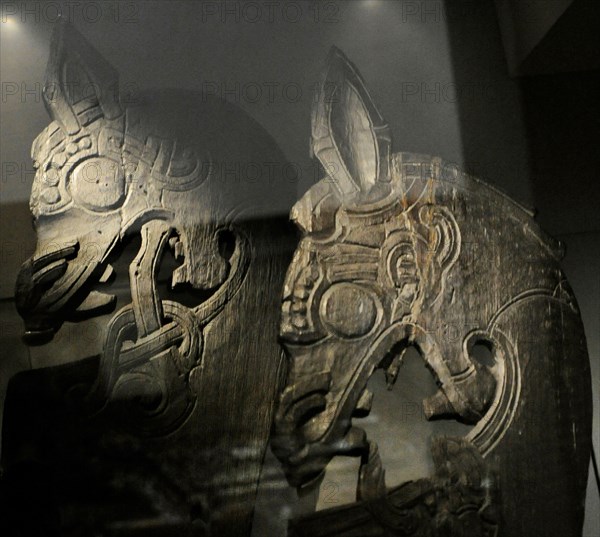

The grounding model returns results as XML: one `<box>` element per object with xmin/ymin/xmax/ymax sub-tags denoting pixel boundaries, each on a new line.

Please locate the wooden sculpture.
<box><xmin>271</xmin><ymin>47</ymin><xmax>592</xmax><ymax>537</ymax></box>
<box><xmin>6</xmin><ymin>22</ymin><xmax>294</xmax><ymax>536</ymax></box>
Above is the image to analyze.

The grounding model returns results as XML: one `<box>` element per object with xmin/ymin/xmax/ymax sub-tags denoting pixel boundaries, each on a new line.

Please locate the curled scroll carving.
<box><xmin>273</xmin><ymin>48</ymin><xmax>592</xmax><ymax>537</ymax></box>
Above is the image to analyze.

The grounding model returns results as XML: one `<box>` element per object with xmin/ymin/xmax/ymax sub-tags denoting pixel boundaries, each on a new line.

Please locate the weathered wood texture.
<box><xmin>5</xmin><ymin>22</ymin><xmax>295</xmax><ymax>536</ymax></box>
<box><xmin>272</xmin><ymin>47</ymin><xmax>592</xmax><ymax>536</ymax></box>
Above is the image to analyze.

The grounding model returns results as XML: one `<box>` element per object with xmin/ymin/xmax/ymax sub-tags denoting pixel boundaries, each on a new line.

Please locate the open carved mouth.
<box><xmin>278</xmin><ymin>323</ymin><xmax>518</xmax><ymax>537</ymax></box>
<box><xmin>275</xmin><ymin>321</ymin><xmax>501</xmax><ymax>494</ymax></box>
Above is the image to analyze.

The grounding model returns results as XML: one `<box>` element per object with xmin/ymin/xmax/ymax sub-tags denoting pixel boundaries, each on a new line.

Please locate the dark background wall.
<box><xmin>0</xmin><ymin>1</ymin><xmax>598</xmax><ymax>534</ymax></box>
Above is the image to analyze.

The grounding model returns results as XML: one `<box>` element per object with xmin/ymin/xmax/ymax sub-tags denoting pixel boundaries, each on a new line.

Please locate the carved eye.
<box><xmin>69</xmin><ymin>157</ymin><xmax>126</xmax><ymax>212</ymax></box>
<box><xmin>320</xmin><ymin>283</ymin><xmax>379</xmax><ymax>339</ymax></box>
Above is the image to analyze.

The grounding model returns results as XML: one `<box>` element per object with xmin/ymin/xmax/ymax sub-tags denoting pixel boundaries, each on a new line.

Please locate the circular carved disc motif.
<box><xmin>70</xmin><ymin>157</ymin><xmax>126</xmax><ymax>212</ymax></box>
<box><xmin>321</xmin><ymin>282</ymin><xmax>378</xmax><ymax>338</ymax></box>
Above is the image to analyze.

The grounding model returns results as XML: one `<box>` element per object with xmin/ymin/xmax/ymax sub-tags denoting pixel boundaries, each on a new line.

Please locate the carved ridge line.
<box><xmin>487</xmin><ymin>287</ymin><xmax>564</xmax><ymax>331</ymax></box>
<box><xmin>466</xmin><ymin>328</ymin><xmax>520</xmax><ymax>456</ymax></box>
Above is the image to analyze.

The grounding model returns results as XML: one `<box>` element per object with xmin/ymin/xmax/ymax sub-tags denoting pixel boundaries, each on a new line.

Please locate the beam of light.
<box><xmin>362</xmin><ymin>0</ymin><xmax>383</xmax><ymax>8</ymax></box>
<box><xmin>2</xmin><ymin>17</ymin><xmax>19</xmax><ymax>29</ymax></box>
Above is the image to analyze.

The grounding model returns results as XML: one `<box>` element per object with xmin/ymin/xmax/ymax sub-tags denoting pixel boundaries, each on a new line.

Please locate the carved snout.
<box><xmin>15</xmin><ymin>237</ymin><xmax>116</xmax><ymax>344</ymax></box>
<box><xmin>15</xmin><ymin>241</ymin><xmax>79</xmax><ymax>343</ymax></box>
<box><xmin>272</xmin><ymin>372</ymin><xmax>331</xmax><ymax>456</ymax></box>
<box><xmin>272</xmin><ymin>371</ymin><xmax>369</xmax><ymax>487</ymax></box>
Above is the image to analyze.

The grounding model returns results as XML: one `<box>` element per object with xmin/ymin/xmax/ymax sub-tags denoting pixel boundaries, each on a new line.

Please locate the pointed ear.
<box><xmin>311</xmin><ymin>47</ymin><xmax>392</xmax><ymax>199</ymax></box>
<box><xmin>43</xmin><ymin>21</ymin><xmax>121</xmax><ymax>135</ymax></box>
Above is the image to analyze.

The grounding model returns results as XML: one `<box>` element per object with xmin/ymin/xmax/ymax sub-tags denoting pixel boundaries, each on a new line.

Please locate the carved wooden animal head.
<box><xmin>8</xmin><ymin>24</ymin><xmax>294</xmax><ymax>531</ymax></box>
<box><xmin>13</xmin><ymin>22</ymin><xmax>289</xmax><ymax>436</ymax></box>
<box><xmin>272</xmin><ymin>48</ymin><xmax>591</xmax><ymax>536</ymax></box>
<box><xmin>15</xmin><ymin>22</ymin><xmax>252</xmax><ymax>343</ymax></box>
